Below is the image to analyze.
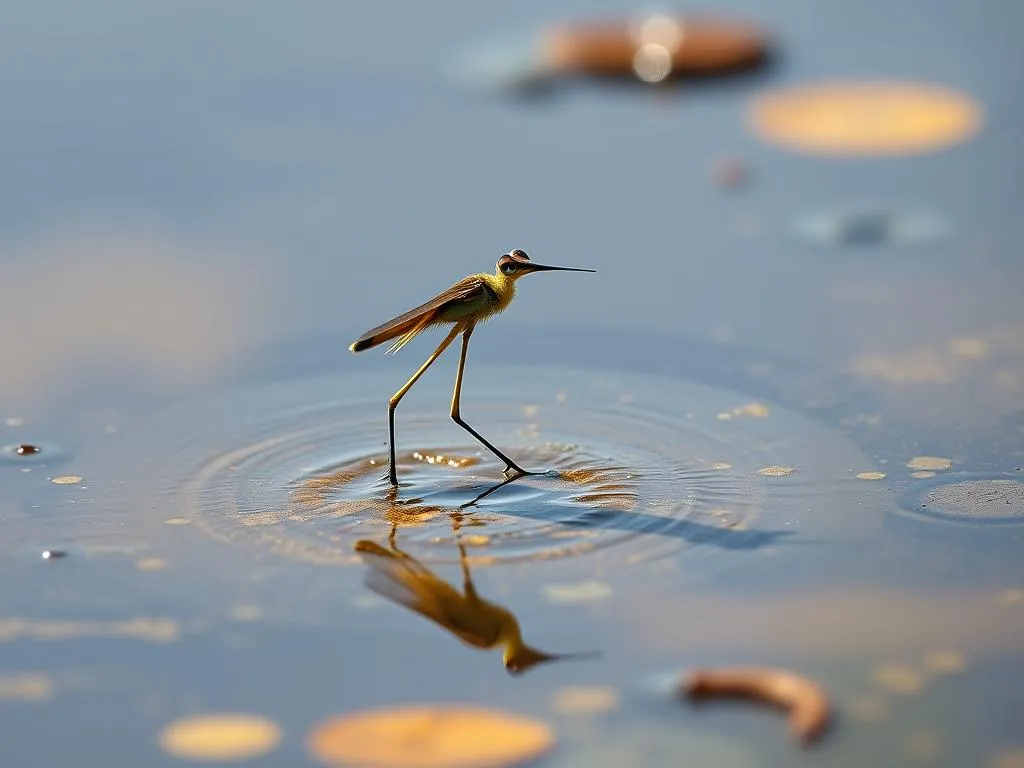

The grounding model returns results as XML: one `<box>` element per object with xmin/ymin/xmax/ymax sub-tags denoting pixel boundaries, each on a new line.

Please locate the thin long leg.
<box><xmin>450</xmin><ymin>325</ymin><xmax>533</xmax><ymax>477</ymax></box>
<box><xmin>387</xmin><ymin>325</ymin><xmax>461</xmax><ymax>485</ymax></box>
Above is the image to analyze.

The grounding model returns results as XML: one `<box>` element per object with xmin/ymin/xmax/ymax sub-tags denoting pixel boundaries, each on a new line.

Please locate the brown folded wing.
<box><xmin>349</xmin><ymin>276</ymin><xmax>486</xmax><ymax>352</ymax></box>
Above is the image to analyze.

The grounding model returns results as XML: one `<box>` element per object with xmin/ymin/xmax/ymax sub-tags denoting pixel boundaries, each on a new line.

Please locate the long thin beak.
<box><xmin>524</xmin><ymin>262</ymin><xmax>596</xmax><ymax>273</ymax></box>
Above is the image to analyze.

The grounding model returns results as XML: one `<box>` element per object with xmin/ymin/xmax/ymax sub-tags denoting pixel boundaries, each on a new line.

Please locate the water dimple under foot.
<box><xmin>153</xmin><ymin>365</ymin><xmax>871</xmax><ymax>570</ymax></box>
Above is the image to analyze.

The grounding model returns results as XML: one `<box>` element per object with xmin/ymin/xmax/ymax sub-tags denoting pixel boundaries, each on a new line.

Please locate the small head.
<box><xmin>503</xmin><ymin>644</ymin><xmax>602</xmax><ymax>676</ymax></box>
<box><xmin>495</xmin><ymin>249</ymin><xmax>596</xmax><ymax>281</ymax></box>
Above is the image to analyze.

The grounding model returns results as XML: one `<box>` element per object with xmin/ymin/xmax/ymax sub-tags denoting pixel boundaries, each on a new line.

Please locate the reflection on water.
<box><xmin>355</xmin><ymin>518</ymin><xmax>599</xmax><ymax>675</ymax></box>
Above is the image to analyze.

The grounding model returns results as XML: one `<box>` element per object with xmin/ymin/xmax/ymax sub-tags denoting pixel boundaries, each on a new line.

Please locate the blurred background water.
<box><xmin>2</xmin><ymin>1</ymin><xmax>1023</xmax><ymax>766</ymax></box>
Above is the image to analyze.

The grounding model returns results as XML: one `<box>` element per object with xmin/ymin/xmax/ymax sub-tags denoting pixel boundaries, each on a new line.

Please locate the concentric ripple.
<box><xmin>129</xmin><ymin>363</ymin><xmax>874</xmax><ymax>567</ymax></box>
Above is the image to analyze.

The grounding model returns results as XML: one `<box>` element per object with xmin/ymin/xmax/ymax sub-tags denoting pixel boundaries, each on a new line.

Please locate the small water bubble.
<box><xmin>41</xmin><ymin>549</ymin><xmax>68</xmax><ymax>560</ymax></box>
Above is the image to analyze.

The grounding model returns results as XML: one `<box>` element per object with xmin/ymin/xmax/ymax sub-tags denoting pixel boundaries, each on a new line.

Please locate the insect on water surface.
<box><xmin>349</xmin><ymin>249</ymin><xmax>596</xmax><ymax>486</ymax></box>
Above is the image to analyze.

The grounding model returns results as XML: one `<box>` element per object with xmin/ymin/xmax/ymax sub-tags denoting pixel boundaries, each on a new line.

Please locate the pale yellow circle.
<box><xmin>552</xmin><ymin>685</ymin><xmax>619</xmax><ymax>715</ymax></box>
<box><xmin>159</xmin><ymin>714</ymin><xmax>282</xmax><ymax>762</ymax></box>
<box><xmin>907</xmin><ymin>456</ymin><xmax>952</xmax><ymax>471</ymax></box>
<box><xmin>748</xmin><ymin>80</ymin><xmax>983</xmax><ymax>156</ymax></box>
<box><xmin>757</xmin><ymin>465</ymin><xmax>795</xmax><ymax>477</ymax></box>
<box><xmin>846</xmin><ymin>693</ymin><xmax>889</xmax><ymax>723</ymax></box>
<box><xmin>51</xmin><ymin>475</ymin><xmax>83</xmax><ymax>485</ymax></box>
<box><xmin>990</xmin><ymin>747</ymin><xmax>1024</xmax><ymax>768</ymax></box>
<box><xmin>923</xmin><ymin>650</ymin><xmax>966</xmax><ymax>674</ymax></box>
<box><xmin>857</xmin><ymin>471</ymin><xmax>887</xmax><ymax>481</ymax></box>
<box><xmin>872</xmin><ymin>663</ymin><xmax>925</xmax><ymax>694</ymax></box>
<box><xmin>306</xmin><ymin>705</ymin><xmax>554</xmax><ymax>768</ymax></box>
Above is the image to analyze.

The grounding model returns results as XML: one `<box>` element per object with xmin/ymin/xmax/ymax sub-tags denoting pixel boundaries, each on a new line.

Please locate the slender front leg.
<box><xmin>387</xmin><ymin>325</ymin><xmax>460</xmax><ymax>486</ymax></box>
<box><xmin>450</xmin><ymin>325</ymin><xmax>530</xmax><ymax>476</ymax></box>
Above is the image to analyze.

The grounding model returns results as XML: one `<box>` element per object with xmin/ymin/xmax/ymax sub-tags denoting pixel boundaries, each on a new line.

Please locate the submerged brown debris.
<box><xmin>680</xmin><ymin>666</ymin><xmax>831</xmax><ymax>745</ymax></box>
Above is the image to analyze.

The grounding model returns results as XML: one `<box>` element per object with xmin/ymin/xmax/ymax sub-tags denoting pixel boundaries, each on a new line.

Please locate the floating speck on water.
<box><xmin>907</xmin><ymin>456</ymin><xmax>952</xmax><ymax>471</ymax></box>
<box><xmin>989</xmin><ymin>748</ymin><xmax>1024</xmax><ymax>768</ymax></box>
<box><xmin>712</xmin><ymin>155</ymin><xmax>750</xmax><ymax>190</ymax></box>
<box><xmin>542</xmin><ymin>580</ymin><xmax>612</xmax><ymax>604</ymax></box>
<box><xmin>231</xmin><ymin>605</ymin><xmax>263</xmax><ymax>622</ymax></box>
<box><xmin>997</xmin><ymin>588</ymin><xmax>1024</xmax><ymax>605</ymax></box>
<box><xmin>523</xmin><ymin>404</ymin><xmax>540</xmax><ymax>418</ymax></box>
<box><xmin>306</xmin><ymin>705</ymin><xmax>554</xmax><ymax>768</ymax></box>
<box><xmin>5</xmin><ymin>417</ymin><xmax>24</xmax><ymax>428</ymax></box>
<box><xmin>757</xmin><ymin>465</ymin><xmax>795</xmax><ymax>477</ymax></box>
<box><xmin>163</xmin><ymin>517</ymin><xmax>191</xmax><ymax>526</ymax></box>
<box><xmin>904</xmin><ymin>728</ymin><xmax>944</xmax><ymax>763</ymax></box>
<box><xmin>749</xmin><ymin>81</ymin><xmax>982</xmax><ymax>157</ymax></box>
<box><xmin>857</xmin><ymin>471</ymin><xmax>886</xmax><ymax>480</ymax></box>
<box><xmin>15</xmin><ymin>444</ymin><xmax>40</xmax><ymax>456</ymax></box>
<box><xmin>917</xmin><ymin>479</ymin><xmax>1024</xmax><ymax>523</ymax></box>
<box><xmin>949</xmin><ymin>337</ymin><xmax>988</xmax><ymax>358</ymax></box>
<box><xmin>923</xmin><ymin>650</ymin><xmax>966</xmax><ymax>674</ymax></box>
<box><xmin>712</xmin><ymin>462</ymin><xmax>732</xmax><ymax>470</ymax></box>
<box><xmin>795</xmin><ymin>206</ymin><xmax>948</xmax><ymax>247</ymax></box>
<box><xmin>159</xmin><ymin>714</ymin><xmax>282</xmax><ymax>762</ymax></box>
<box><xmin>912</xmin><ymin>471</ymin><xmax>935</xmax><ymax>479</ymax></box>
<box><xmin>0</xmin><ymin>674</ymin><xmax>53</xmax><ymax>702</ymax></box>
<box><xmin>135</xmin><ymin>558</ymin><xmax>167</xmax><ymax>571</ymax></box>
<box><xmin>552</xmin><ymin>685</ymin><xmax>619</xmax><ymax>715</ymax></box>
<box><xmin>845</xmin><ymin>694</ymin><xmax>889</xmax><ymax>723</ymax></box>
<box><xmin>871</xmin><ymin>663</ymin><xmax>925</xmax><ymax>694</ymax></box>
<box><xmin>50</xmin><ymin>475</ymin><xmax>83</xmax><ymax>485</ymax></box>
<box><xmin>41</xmin><ymin>550</ymin><xmax>67</xmax><ymax>560</ymax></box>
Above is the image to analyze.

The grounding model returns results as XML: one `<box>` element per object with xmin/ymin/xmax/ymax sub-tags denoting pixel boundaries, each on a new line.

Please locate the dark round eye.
<box><xmin>500</xmin><ymin>261</ymin><xmax>517</xmax><ymax>275</ymax></box>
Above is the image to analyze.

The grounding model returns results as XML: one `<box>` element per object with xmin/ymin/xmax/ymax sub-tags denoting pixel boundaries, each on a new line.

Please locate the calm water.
<box><xmin>2</xmin><ymin>1</ymin><xmax>1023</xmax><ymax>766</ymax></box>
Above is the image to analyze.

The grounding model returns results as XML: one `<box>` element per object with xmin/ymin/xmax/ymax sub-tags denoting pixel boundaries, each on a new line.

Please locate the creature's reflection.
<box><xmin>354</xmin><ymin>515</ymin><xmax>600</xmax><ymax>675</ymax></box>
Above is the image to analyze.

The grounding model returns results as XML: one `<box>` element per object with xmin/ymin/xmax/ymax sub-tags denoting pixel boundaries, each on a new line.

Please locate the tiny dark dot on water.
<box><xmin>41</xmin><ymin>549</ymin><xmax>67</xmax><ymax>559</ymax></box>
<box><xmin>16</xmin><ymin>444</ymin><xmax>41</xmax><ymax>456</ymax></box>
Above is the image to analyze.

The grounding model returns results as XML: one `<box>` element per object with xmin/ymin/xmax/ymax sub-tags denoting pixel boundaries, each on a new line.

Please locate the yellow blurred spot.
<box><xmin>231</xmin><ymin>605</ymin><xmax>263</xmax><ymax>622</ymax></box>
<box><xmin>907</xmin><ymin>457</ymin><xmax>952</xmax><ymax>471</ymax></box>
<box><xmin>711</xmin><ymin>462</ymin><xmax>732</xmax><ymax>470</ymax></box>
<box><xmin>872</xmin><ymin>663</ymin><xmax>925</xmax><ymax>694</ymax></box>
<box><xmin>0</xmin><ymin>673</ymin><xmax>53</xmax><ymax>702</ymax></box>
<box><xmin>522</xmin><ymin>404</ymin><xmax>540</xmax><ymax>418</ymax></box>
<box><xmin>729</xmin><ymin>402</ymin><xmax>770</xmax><ymax>418</ymax></box>
<box><xmin>239</xmin><ymin>511</ymin><xmax>283</xmax><ymax>527</ymax></box>
<box><xmin>748</xmin><ymin>80</ymin><xmax>982</xmax><ymax>156</ymax></box>
<box><xmin>846</xmin><ymin>693</ymin><xmax>889</xmax><ymax>723</ymax></box>
<box><xmin>136</xmin><ymin>558</ymin><xmax>167</xmax><ymax>571</ymax></box>
<box><xmin>857</xmin><ymin>471</ymin><xmax>887</xmax><ymax>481</ymax></box>
<box><xmin>306</xmin><ymin>704</ymin><xmax>554</xmax><ymax>768</ymax></box>
<box><xmin>542</xmin><ymin>580</ymin><xmax>612</xmax><ymax>604</ymax></box>
<box><xmin>552</xmin><ymin>686</ymin><xmax>618</xmax><ymax>715</ymax></box>
<box><xmin>0</xmin><ymin>617</ymin><xmax>178</xmax><ymax>643</ymax></box>
<box><xmin>51</xmin><ymin>475</ymin><xmax>83</xmax><ymax>485</ymax></box>
<box><xmin>904</xmin><ymin>728</ymin><xmax>944</xmax><ymax>762</ymax></box>
<box><xmin>949</xmin><ymin>337</ymin><xmax>988</xmax><ymax>358</ymax></box>
<box><xmin>989</xmin><ymin>748</ymin><xmax>1024</xmax><ymax>768</ymax></box>
<box><xmin>997</xmin><ymin>589</ymin><xmax>1024</xmax><ymax>604</ymax></box>
<box><xmin>164</xmin><ymin>517</ymin><xmax>191</xmax><ymax>526</ymax></box>
<box><xmin>757</xmin><ymin>465</ymin><xmax>795</xmax><ymax>477</ymax></box>
<box><xmin>160</xmin><ymin>714</ymin><xmax>281</xmax><ymax>762</ymax></box>
<box><xmin>912</xmin><ymin>471</ymin><xmax>936</xmax><ymax>479</ymax></box>
<box><xmin>923</xmin><ymin>650</ymin><xmax>966</xmax><ymax>674</ymax></box>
